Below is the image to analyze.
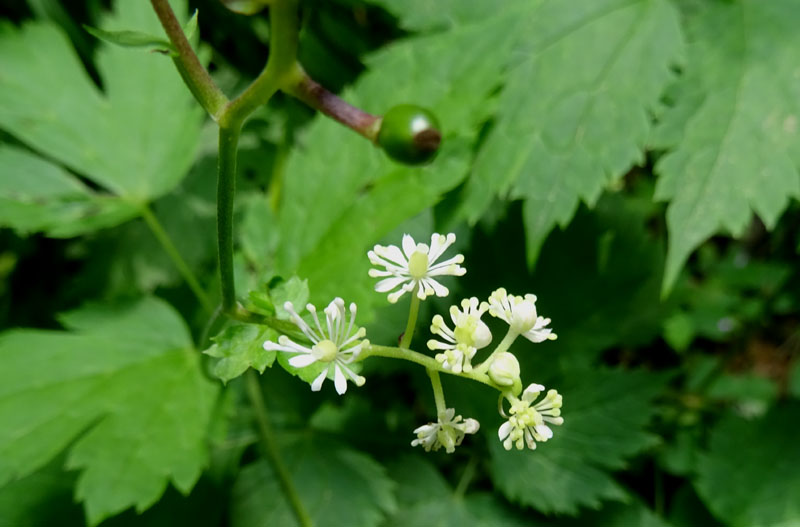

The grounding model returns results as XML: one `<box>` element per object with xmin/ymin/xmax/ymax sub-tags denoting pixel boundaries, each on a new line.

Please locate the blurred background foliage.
<box><xmin>0</xmin><ymin>0</ymin><xmax>799</xmax><ymax>526</ymax></box>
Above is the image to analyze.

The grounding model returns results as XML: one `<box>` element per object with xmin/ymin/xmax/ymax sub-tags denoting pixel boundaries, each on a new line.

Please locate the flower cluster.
<box><xmin>263</xmin><ymin>231</ymin><xmax>564</xmax><ymax>455</ymax></box>
<box><xmin>368</xmin><ymin>233</ymin><xmax>465</xmax><ymax>303</ymax></box>
<box><xmin>411</xmin><ymin>408</ymin><xmax>480</xmax><ymax>453</ymax></box>
<box><xmin>498</xmin><ymin>383</ymin><xmax>563</xmax><ymax>451</ymax></box>
<box><xmin>427</xmin><ymin>297</ymin><xmax>492</xmax><ymax>373</ymax></box>
<box><xmin>487</xmin><ymin>288</ymin><xmax>557</xmax><ymax>342</ymax></box>
<box><xmin>263</xmin><ymin>298</ymin><xmax>368</xmax><ymax>395</ymax></box>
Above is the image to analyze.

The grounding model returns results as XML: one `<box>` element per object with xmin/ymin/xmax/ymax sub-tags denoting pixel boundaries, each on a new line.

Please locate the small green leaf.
<box><xmin>231</xmin><ymin>434</ymin><xmax>396</xmax><ymax>527</ymax></box>
<box><xmin>221</xmin><ymin>0</ymin><xmax>271</xmax><ymax>16</ymax></box>
<box><xmin>204</xmin><ymin>324</ymin><xmax>278</xmax><ymax>383</ymax></box>
<box><xmin>83</xmin><ymin>24</ymin><xmax>174</xmax><ymax>53</ymax></box>
<box><xmin>183</xmin><ymin>10</ymin><xmax>199</xmax><ymax>41</ymax></box>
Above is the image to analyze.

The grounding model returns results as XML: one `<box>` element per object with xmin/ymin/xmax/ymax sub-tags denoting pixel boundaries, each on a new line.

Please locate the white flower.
<box><xmin>263</xmin><ymin>298</ymin><xmax>368</xmax><ymax>395</ymax></box>
<box><xmin>411</xmin><ymin>408</ymin><xmax>480</xmax><ymax>453</ymax></box>
<box><xmin>368</xmin><ymin>232</ymin><xmax>466</xmax><ymax>303</ymax></box>
<box><xmin>427</xmin><ymin>297</ymin><xmax>492</xmax><ymax>373</ymax></box>
<box><xmin>487</xmin><ymin>288</ymin><xmax>557</xmax><ymax>342</ymax></box>
<box><xmin>498</xmin><ymin>383</ymin><xmax>563</xmax><ymax>451</ymax></box>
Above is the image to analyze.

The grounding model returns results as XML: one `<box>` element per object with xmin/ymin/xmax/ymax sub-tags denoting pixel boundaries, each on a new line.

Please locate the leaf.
<box><xmin>0</xmin><ymin>297</ymin><xmax>218</xmax><ymax>525</ymax></box>
<box><xmin>0</xmin><ymin>0</ymin><xmax>202</xmax><ymax>235</ymax></box>
<box><xmin>230</xmin><ymin>434</ymin><xmax>396</xmax><ymax>527</ymax></box>
<box><xmin>274</xmin><ymin>7</ymin><xmax>515</xmax><ymax>318</ymax></box>
<box><xmin>83</xmin><ymin>25</ymin><xmax>174</xmax><ymax>53</ymax></box>
<box><xmin>0</xmin><ymin>144</ymin><xmax>139</xmax><ymax>237</ymax></box>
<box><xmin>695</xmin><ymin>403</ymin><xmax>800</xmax><ymax>527</ymax></box>
<box><xmin>0</xmin><ymin>460</ymin><xmax>83</xmax><ymax>527</ymax></box>
<box><xmin>204</xmin><ymin>324</ymin><xmax>277</xmax><ymax>383</ymax></box>
<box><xmin>383</xmin><ymin>455</ymin><xmax>537</xmax><ymax>527</ymax></box>
<box><xmin>83</xmin><ymin>9</ymin><xmax>198</xmax><ymax>52</ymax></box>
<box><xmin>653</xmin><ymin>0</ymin><xmax>800</xmax><ymax>293</ymax></box>
<box><xmin>489</xmin><ymin>368</ymin><xmax>667</xmax><ymax>515</ymax></box>
<box><xmin>554</xmin><ymin>501</ymin><xmax>673</xmax><ymax>527</ymax></box>
<box><xmin>373</xmin><ymin>0</ymin><xmax>683</xmax><ymax>266</ymax></box>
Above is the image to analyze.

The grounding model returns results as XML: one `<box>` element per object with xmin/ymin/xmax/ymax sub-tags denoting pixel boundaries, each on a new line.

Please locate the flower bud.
<box><xmin>488</xmin><ymin>352</ymin><xmax>520</xmax><ymax>387</ymax></box>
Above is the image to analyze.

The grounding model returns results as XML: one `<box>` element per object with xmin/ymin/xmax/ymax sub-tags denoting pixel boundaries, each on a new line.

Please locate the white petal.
<box><xmin>428</xmin><ymin>232</ymin><xmax>456</xmax><ymax>263</ymax></box>
<box><xmin>425</xmin><ymin>278</ymin><xmax>450</xmax><ymax>298</ymax></box>
<box><xmin>311</xmin><ymin>369</ymin><xmax>328</xmax><ymax>391</ymax></box>
<box><xmin>375</xmin><ymin>276</ymin><xmax>410</xmax><ymax>293</ymax></box>
<box><xmin>288</xmin><ymin>354</ymin><xmax>318</xmax><ymax>368</ymax></box>
<box><xmin>498</xmin><ymin>421</ymin><xmax>512</xmax><ymax>441</ymax></box>
<box><xmin>402</xmin><ymin>234</ymin><xmax>417</xmax><ymax>258</ymax></box>
<box><xmin>333</xmin><ymin>364</ymin><xmax>348</xmax><ymax>395</ymax></box>
<box><xmin>535</xmin><ymin>424</ymin><xmax>553</xmax><ymax>440</ymax></box>
<box><xmin>373</xmin><ymin>244</ymin><xmax>407</xmax><ymax>266</ymax></box>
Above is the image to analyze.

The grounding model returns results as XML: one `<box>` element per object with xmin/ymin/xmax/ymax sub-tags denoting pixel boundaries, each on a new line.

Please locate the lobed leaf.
<box><xmin>0</xmin><ymin>297</ymin><xmax>218</xmax><ymax>525</ymax></box>
<box><xmin>489</xmin><ymin>368</ymin><xmax>667</xmax><ymax>514</ymax></box>
<box><xmin>230</xmin><ymin>433</ymin><xmax>396</xmax><ymax>527</ymax></box>
<box><xmin>653</xmin><ymin>0</ymin><xmax>800</xmax><ymax>293</ymax></box>
<box><xmin>695</xmin><ymin>403</ymin><xmax>800</xmax><ymax>527</ymax></box>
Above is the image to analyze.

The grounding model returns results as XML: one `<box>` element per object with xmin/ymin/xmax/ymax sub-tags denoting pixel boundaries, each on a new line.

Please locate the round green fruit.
<box><xmin>377</xmin><ymin>104</ymin><xmax>442</xmax><ymax>165</ymax></box>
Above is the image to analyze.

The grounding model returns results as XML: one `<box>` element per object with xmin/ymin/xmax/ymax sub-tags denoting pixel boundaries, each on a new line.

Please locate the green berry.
<box><xmin>377</xmin><ymin>104</ymin><xmax>441</xmax><ymax>165</ymax></box>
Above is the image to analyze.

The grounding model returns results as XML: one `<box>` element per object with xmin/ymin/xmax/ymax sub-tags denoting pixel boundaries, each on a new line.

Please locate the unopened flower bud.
<box><xmin>488</xmin><ymin>352</ymin><xmax>520</xmax><ymax>387</ymax></box>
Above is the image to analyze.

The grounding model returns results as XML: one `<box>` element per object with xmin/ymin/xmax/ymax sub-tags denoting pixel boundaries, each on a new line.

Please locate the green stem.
<box><xmin>453</xmin><ymin>455</ymin><xmax>478</xmax><ymax>500</ymax></box>
<box><xmin>473</xmin><ymin>327</ymin><xmax>519</xmax><ymax>375</ymax></box>
<box><xmin>150</xmin><ymin>0</ymin><xmax>227</xmax><ymax>118</ymax></box>
<box><xmin>360</xmin><ymin>344</ymin><xmax>497</xmax><ymax>390</ymax></box>
<box><xmin>221</xmin><ymin>0</ymin><xmax>299</xmax><ymax>128</ymax></box>
<box><xmin>245</xmin><ymin>371</ymin><xmax>313</xmax><ymax>527</ymax></box>
<box><xmin>217</xmin><ymin>125</ymin><xmax>239</xmax><ymax>313</ymax></box>
<box><xmin>281</xmin><ymin>63</ymin><xmax>381</xmax><ymax>141</ymax></box>
<box><xmin>399</xmin><ymin>290</ymin><xmax>421</xmax><ymax>349</ymax></box>
<box><xmin>427</xmin><ymin>368</ymin><xmax>446</xmax><ymax>413</ymax></box>
<box><xmin>140</xmin><ymin>204</ymin><xmax>214</xmax><ymax>314</ymax></box>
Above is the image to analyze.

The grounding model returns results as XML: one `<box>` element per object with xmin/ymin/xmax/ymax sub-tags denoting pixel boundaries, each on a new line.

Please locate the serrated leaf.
<box><xmin>0</xmin><ymin>297</ymin><xmax>218</xmax><ymax>525</ymax></box>
<box><xmin>695</xmin><ymin>403</ymin><xmax>800</xmax><ymax>527</ymax></box>
<box><xmin>0</xmin><ymin>460</ymin><xmax>83</xmax><ymax>527</ymax></box>
<box><xmin>0</xmin><ymin>144</ymin><xmax>139</xmax><ymax>236</ymax></box>
<box><xmin>0</xmin><ymin>0</ymin><xmax>201</xmax><ymax>235</ymax></box>
<box><xmin>371</xmin><ymin>0</ymin><xmax>682</xmax><ymax>266</ymax></box>
<box><xmin>231</xmin><ymin>434</ymin><xmax>396</xmax><ymax>527</ymax></box>
<box><xmin>554</xmin><ymin>501</ymin><xmax>673</xmax><ymax>527</ymax></box>
<box><xmin>654</xmin><ymin>0</ymin><xmax>800</xmax><ymax>293</ymax></box>
<box><xmin>465</xmin><ymin>0</ymin><xmax>683</xmax><ymax>264</ymax></box>
<box><xmin>489</xmin><ymin>369</ymin><xmax>666</xmax><ymax>515</ymax></box>
<box><xmin>383</xmin><ymin>455</ymin><xmax>536</xmax><ymax>527</ymax></box>
<box><xmin>204</xmin><ymin>324</ymin><xmax>277</xmax><ymax>383</ymax></box>
<box><xmin>274</xmin><ymin>10</ymin><xmax>515</xmax><ymax>318</ymax></box>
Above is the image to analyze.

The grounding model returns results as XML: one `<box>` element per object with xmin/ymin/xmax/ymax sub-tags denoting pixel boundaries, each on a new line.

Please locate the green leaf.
<box><xmin>0</xmin><ymin>144</ymin><xmax>139</xmax><ymax>237</ymax></box>
<box><xmin>373</xmin><ymin>0</ymin><xmax>683</xmax><ymax>265</ymax></box>
<box><xmin>0</xmin><ymin>460</ymin><xmax>83</xmax><ymax>527</ymax></box>
<box><xmin>230</xmin><ymin>434</ymin><xmax>396</xmax><ymax>527</ymax></box>
<box><xmin>0</xmin><ymin>0</ymin><xmax>202</xmax><ymax>235</ymax></box>
<box><xmin>695</xmin><ymin>403</ymin><xmax>800</xmax><ymax>527</ymax></box>
<box><xmin>83</xmin><ymin>25</ymin><xmax>174</xmax><ymax>53</ymax></box>
<box><xmin>204</xmin><ymin>324</ymin><xmax>277</xmax><ymax>383</ymax></box>
<box><xmin>0</xmin><ymin>297</ymin><xmax>218</xmax><ymax>525</ymax></box>
<box><xmin>274</xmin><ymin>6</ymin><xmax>514</xmax><ymax>318</ymax></box>
<box><xmin>469</xmin><ymin>0</ymin><xmax>683</xmax><ymax>264</ymax></box>
<box><xmin>489</xmin><ymin>368</ymin><xmax>667</xmax><ymax>514</ymax></box>
<box><xmin>383</xmin><ymin>455</ymin><xmax>536</xmax><ymax>527</ymax></box>
<box><xmin>554</xmin><ymin>501</ymin><xmax>673</xmax><ymax>527</ymax></box>
<box><xmin>653</xmin><ymin>0</ymin><xmax>800</xmax><ymax>293</ymax></box>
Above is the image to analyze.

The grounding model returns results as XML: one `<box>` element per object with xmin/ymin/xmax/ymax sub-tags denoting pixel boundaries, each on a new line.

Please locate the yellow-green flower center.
<box><xmin>408</xmin><ymin>250</ymin><xmax>429</xmax><ymax>279</ymax></box>
<box><xmin>312</xmin><ymin>339</ymin><xmax>339</xmax><ymax>362</ymax></box>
